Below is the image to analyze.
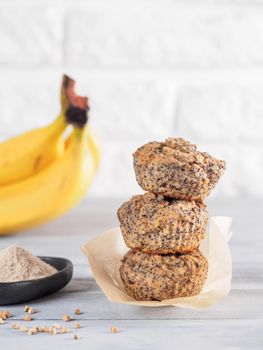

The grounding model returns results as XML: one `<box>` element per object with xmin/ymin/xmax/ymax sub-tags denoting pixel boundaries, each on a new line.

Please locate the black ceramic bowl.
<box><xmin>0</xmin><ymin>257</ymin><xmax>73</xmax><ymax>305</ymax></box>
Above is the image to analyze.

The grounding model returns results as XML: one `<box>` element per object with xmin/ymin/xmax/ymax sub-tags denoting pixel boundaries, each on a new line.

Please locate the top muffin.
<box><xmin>133</xmin><ymin>138</ymin><xmax>226</xmax><ymax>201</ymax></box>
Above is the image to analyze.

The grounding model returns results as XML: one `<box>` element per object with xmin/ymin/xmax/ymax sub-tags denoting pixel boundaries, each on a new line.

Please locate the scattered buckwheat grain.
<box><xmin>61</xmin><ymin>327</ymin><xmax>69</xmax><ymax>334</ymax></box>
<box><xmin>4</xmin><ymin>310</ymin><xmax>11</xmax><ymax>318</ymax></box>
<box><xmin>24</xmin><ymin>305</ymin><xmax>29</xmax><ymax>312</ymax></box>
<box><xmin>28</xmin><ymin>328</ymin><xmax>37</xmax><ymax>335</ymax></box>
<box><xmin>23</xmin><ymin>315</ymin><xmax>32</xmax><ymax>321</ymax></box>
<box><xmin>74</xmin><ymin>308</ymin><xmax>81</xmax><ymax>315</ymax></box>
<box><xmin>111</xmin><ymin>326</ymin><xmax>119</xmax><ymax>333</ymax></box>
<box><xmin>27</xmin><ymin>307</ymin><xmax>34</xmax><ymax>314</ymax></box>
<box><xmin>63</xmin><ymin>315</ymin><xmax>71</xmax><ymax>322</ymax></box>
<box><xmin>0</xmin><ymin>310</ymin><xmax>11</xmax><ymax>319</ymax></box>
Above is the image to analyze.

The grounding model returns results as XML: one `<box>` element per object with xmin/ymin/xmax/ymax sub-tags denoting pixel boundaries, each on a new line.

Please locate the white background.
<box><xmin>0</xmin><ymin>0</ymin><xmax>262</xmax><ymax>199</ymax></box>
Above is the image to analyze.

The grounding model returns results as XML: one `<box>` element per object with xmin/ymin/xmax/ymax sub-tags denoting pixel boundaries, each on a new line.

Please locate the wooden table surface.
<box><xmin>0</xmin><ymin>197</ymin><xmax>262</xmax><ymax>350</ymax></box>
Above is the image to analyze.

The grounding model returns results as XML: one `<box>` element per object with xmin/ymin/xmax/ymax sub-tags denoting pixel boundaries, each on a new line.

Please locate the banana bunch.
<box><xmin>0</xmin><ymin>75</ymin><xmax>100</xmax><ymax>234</ymax></box>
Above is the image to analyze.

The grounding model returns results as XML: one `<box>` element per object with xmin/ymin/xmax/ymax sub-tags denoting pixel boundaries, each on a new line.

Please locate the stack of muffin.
<box><xmin>118</xmin><ymin>138</ymin><xmax>226</xmax><ymax>301</ymax></box>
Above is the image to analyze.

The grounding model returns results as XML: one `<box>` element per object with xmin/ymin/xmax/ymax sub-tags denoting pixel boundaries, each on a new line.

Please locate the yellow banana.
<box><xmin>65</xmin><ymin>126</ymin><xmax>100</xmax><ymax>171</ymax></box>
<box><xmin>0</xmin><ymin>124</ymin><xmax>97</xmax><ymax>234</ymax></box>
<box><xmin>0</xmin><ymin>76</ymin><xmax>80</xmax><ymax>186</ymax></box>
<box><xmin>0</xmin><ymin>74</ymin><xmax>100</xmax><ymax>234</ymax></box>
<box><xmin>86</xmin><ymin>127</ymin><xmax>100</xmax><ymax>170</ymax></box>
<box><xmin>0</xmin><ymin>114</ymin><xmax>67</xmax><ymax>186</ymax></box>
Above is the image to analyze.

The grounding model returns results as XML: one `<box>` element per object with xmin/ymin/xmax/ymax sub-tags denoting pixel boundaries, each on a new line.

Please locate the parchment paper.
<box><xmin>82</xmin><ymin>216</ymin><xmax>232</xmax><ymax>308</ymax></box>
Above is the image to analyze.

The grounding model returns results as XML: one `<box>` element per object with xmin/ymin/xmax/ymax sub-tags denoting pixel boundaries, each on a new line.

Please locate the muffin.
<box><xmin>133</xmin><ymin>137</ymin><xmax>226</xmax><ymax>201</ymax></box>
<box><xmin>120</xmin><ymin>249</ymin><xmax>208</xmax><ymax>301</ymax></box>
<box><xmin>118</xmin><ymin>192</ymin><xmax>208</xmax><ymax>254</ymax></box>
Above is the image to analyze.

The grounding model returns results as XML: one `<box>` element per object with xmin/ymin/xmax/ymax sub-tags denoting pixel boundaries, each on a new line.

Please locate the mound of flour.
<box><xmin>0</xmin><ymin>245</ymin><xmax>57</xmax><ymax>282</ymax></box>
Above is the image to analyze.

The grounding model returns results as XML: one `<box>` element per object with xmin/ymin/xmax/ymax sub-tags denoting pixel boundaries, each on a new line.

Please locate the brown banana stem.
<box><xmin>61</xmin><ymin>75</ymin><xmax>89</xmax><ymax>128</ymax></box>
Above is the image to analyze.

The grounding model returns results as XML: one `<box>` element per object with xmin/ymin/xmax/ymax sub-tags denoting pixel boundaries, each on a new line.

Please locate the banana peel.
<box><xmin>0</xmin><ymin>75</ymin><xmax>100</xmax><ymax>234</ymax></box>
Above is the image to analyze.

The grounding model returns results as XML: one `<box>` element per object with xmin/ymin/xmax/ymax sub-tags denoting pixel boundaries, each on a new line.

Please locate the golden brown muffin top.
<box><xmin>133</xmin><ymin>137</ymin><xmax>226</xmax><ymax>188</ymax></box>
<box><xmin>134</xmin><ymin>138</ymin><xmax>224</xmax><ymax>168</ymax></box>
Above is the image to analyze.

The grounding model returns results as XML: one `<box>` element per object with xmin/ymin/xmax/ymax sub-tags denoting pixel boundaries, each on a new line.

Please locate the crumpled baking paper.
<box><xmin>82</xmin><ymin>216</ymin><xmax>232</xmax><ymax>308</ymax></box>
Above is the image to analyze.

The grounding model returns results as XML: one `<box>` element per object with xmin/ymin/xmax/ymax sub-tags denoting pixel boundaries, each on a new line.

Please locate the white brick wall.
<box><xmin>0</xmin><ymin>0</ymin><xmax>262</xmax><ymax>199</ymax></box>
<box><xmin>0</xmin><ymin>6</ymin><xmax>62</xmax><ymax>65</ymax></box>
<box><xmin>66</xmin><ymin>6</ymin><xmax>263</xmax><ymax>68</ymax></box>
<box><xmin>177</xmin><ymin>85</ymin><xmax>263</xmax><ymax>143</ymax></box>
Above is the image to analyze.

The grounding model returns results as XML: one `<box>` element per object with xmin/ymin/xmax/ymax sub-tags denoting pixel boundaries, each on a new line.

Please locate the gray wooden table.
<box><xmin>0</xmin><ymin>197</ymin><xmax>262</xmax><ymax>350</ymax></box>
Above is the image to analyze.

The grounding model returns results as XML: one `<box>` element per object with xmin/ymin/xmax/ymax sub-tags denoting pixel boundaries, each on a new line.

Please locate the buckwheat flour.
<box><xmin>0</xmin><ymin>245</ymin><xmax>57</xmax><ymax>282</ymax></box>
